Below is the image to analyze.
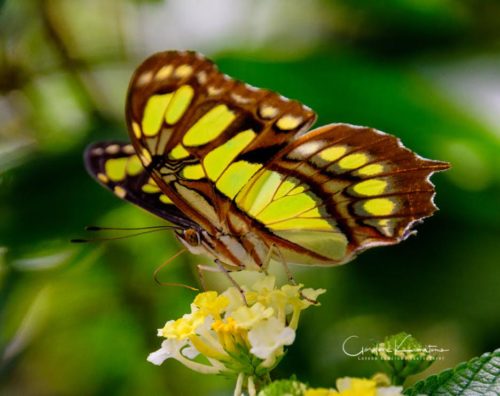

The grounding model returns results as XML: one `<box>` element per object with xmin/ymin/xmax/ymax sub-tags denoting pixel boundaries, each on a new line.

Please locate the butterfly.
<box><xmin>85</xmin><ymin>50</ymin><xmax>449</xmax><ymax>274</ymax></box>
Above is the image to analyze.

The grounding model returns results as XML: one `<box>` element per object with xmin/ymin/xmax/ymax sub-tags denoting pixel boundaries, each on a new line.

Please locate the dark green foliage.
<box><xmin>405</xmin><ymin>349</ymin><xmax>500</xmax><ymax>395</ymax></box>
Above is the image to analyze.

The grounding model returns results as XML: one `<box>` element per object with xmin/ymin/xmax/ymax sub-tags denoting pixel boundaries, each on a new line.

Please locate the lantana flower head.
<box><xmin>257</xmin><ymin>375</ymin><xmax>403</xmax><ymax>396</ymax></box>
<box><xmin>148</xmin><ymin>274</ymin><xmax>325</xmax><ymax>395</ymax></box>
<box><xmin>304</xmin><ymin>376</ymin><xmax>403</xmax><ymax>396</ymax></box>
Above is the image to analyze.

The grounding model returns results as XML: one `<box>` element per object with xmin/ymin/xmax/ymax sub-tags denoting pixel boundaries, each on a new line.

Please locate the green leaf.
<box><xmin>258</xmin><ymin>379</ymin><xmax>306</xmax><ymax>396</ymax></box>
<box><xmin>370</xmin><ymin>332</ymin><xmax>436</xmax><ymax>384</ymax></box>
<box><xmin>404</xmin><ymin>349</ymin><xmax>500</xmax><ymax>395</ymax></box>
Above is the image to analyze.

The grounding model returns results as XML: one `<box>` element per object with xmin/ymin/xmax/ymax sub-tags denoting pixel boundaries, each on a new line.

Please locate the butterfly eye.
<box><xmin>183</xmin><ymin>228</ymin><xmax>201</xmax><ymax>247</ymax></box>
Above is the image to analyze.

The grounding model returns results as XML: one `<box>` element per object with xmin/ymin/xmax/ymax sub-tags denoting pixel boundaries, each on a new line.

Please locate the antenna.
<box><xmin>71</xmin><ymin>225</ymin><xmax>197</xmax><ymax>291</ymax></box>
<box><xmin>70</xmin><ymin>226</ymin><xmax>178</xmax><ymax>244</ymax></box>
<box><xmin>84</xmin><ymin>225</ymin><xmax>182</xmax><ymax>231</ymax></box>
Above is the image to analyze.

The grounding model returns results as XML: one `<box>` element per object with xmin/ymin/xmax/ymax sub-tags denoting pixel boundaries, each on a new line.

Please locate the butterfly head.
<box><xmin>180</xmin><ymin>228</ymin><xmax>201</xmax><ymax>247</ymax></box>
<box><xmin>175</xmin><ymin>227</ymin><xmax>212</xmax><ymax>257</ymax></box>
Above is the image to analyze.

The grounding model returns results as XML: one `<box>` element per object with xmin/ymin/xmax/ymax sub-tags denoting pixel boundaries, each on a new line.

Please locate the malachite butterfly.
<box><xmin>85</xmin><ymin>50</ymin><xmax>449</xmax><ymax>272</ymax></box>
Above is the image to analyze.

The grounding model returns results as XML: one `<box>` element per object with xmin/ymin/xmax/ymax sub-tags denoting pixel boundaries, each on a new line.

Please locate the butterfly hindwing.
<box><xmin>84</xmin><ymin>141</ymin><xmax>196</xmax><ymax>229</ymax></box>
<box><xmin>233</xmin><ymin>123</ymin><xmax>449</xmax><ymax>264</ymax></box>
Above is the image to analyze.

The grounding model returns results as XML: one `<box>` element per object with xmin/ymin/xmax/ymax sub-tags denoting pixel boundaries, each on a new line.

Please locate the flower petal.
<box><xmin>182</xmin><ymin>343</ymin><xmax>200</xmax><ymax>359</ymax></box>
<box><xmin>147</xmin><ymin>339</ymin><xmax>187</xmax><ymax>365</ymax></box>
<box><xmin>232</xmin><ymin>302</ymin><xmax>274</xmax><ymax>329</ymax></box>
<box><xmin>248</xmin><ymin>317</ymin><xmax>295</xmax><ymax>360</ymax></box>
<box><xmin>147</xmin><ymin>348</ymin><xmax>170</xmax><ymax>366</ymax></box>
<box><xmin>376</xmin><ymin>386</ymin><xmax>404</xmax><ymax>396</ymax></box>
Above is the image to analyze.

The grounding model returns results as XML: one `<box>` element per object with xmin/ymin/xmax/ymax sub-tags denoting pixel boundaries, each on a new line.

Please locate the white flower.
<box><xmin>181</xmin><ymin>343</ymin><xmax>200</xmax><ymax>359</ymax></box>
<box><xmin>248</xmin><ymin>317</ymin><xmax>295</xmax><ymax>360</ymax></box>
<box><xmin>147</xmin><ymin>338</ymin><xmax>187</xmax><ymax>365</ymax></box>
<box><xmin>376</xmin><ymin>386</ymin><xmax>404</xmax><ymax>396</ymax></box>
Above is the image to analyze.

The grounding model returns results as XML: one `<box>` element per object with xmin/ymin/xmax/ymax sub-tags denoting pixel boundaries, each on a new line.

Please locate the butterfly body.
<box><xmin>85</xmin><ymin>51</ymin><xmax>449</xmax><ymax>272</ymax></box>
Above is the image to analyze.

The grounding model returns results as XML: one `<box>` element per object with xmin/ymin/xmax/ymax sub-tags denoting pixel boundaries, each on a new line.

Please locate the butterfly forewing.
<box><xmin>85</xmin><ymin>141</ymin><xmax>196</xmax><ymax>229</ymax></box>
<box><xmin>125</xmin><ymin>51</ymin><xmax>317</xmax><ymax>234</ymax></box>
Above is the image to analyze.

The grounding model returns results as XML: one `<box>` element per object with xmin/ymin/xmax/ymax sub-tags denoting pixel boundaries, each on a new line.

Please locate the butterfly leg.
<box><xmin>214</xmin><ymin>259</ymin><xmax>248</xmax><ymax>305</ymax></box>
<box><xmin>273</xmin><ymin>244</ymin><xmax>318</xmax><ymax>305</ymax></box>
<box><xmin>196</xmin><ymin>263</ymin><xmax>221</xmax><ymax>291</ymax></box>
<box><xmin>261</xmin><ymin>244</ymin><xmax>279</xmax><ymax>275</ymax></box>
<box><xmin>269</xmin><ymin>243</ymin><xmax>295</xmax><ymax>285</ymax></box>
<box><xmin>196</xmin><ymin>261</ymin><xmax>248</xmax><ymax>305</ymax></box>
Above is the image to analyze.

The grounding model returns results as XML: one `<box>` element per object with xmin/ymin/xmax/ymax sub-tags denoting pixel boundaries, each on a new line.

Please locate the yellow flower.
<box><xmin>305</xmin><ymin>388</ymin><xmax>337</xmax><ymax>396</ymax></box>
<box><xmin>245</xmin><ymin>275</ymin><xmax>284</xmax><ymax>310</ymax></box>
<box><xmin>231</xmin><ymin>302</ymin><xmax>274</xmax><ymax>329</ymax></box>
<box><xmin>149</xmin><ymin>275</ymin><xmax>325</xmax><ymax>396</ymax></box>
<box><xmin>336</xmin><ymin>377</ymin><xmax>377</xmax><ymax>393</ymax></box>
<box><xmin>212</xmin><ymin>317</ymin><xmax>249</xmax><ymax>353</ymax></box>
<box><xmin>212</xmin><ymin>316</ymin><xmax>239</xmax><ymax>333</ymax></box>
<box><xmin>161</xmin><ymin>311</ymin><xmax>206</xmax><ymax>339</ymax></box>
<box><xmin>193</xmin><ymin>291</ymin><xmax>229</xmax><ymax>319</ymax></box>
<box><xmin>304</xmin><ymin>377</ymin><xmax>405</xmax><ymax>396</ymax></box>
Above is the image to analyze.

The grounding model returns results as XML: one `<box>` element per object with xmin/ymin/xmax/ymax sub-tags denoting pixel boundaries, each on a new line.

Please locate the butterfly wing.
<box><xmin>234</xmin><ymin>123</ymin><xmax>449</xmax><ymax>265</ymax></box>
<box><xmin>122</xmin><ymin>50</ymin><xmax>449</xmax><ymax>268</ymax></box>
<box><xmin>84</xmin><ymin>141</ymin><xmax>197</xmax><ymax>229</ymax></box>
<box><xmin>125</xmin><ymin>51</ymin><xmax>317</xmax><ymax>235</ymax></box>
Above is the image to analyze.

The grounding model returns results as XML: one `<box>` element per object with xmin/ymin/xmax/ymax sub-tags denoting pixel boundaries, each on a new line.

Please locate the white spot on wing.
<box><xmin>208</xmin><ymin>86</ymin><xmax>223</xmax><ymax>96</ymax></box>
<box><xmin>231</xmin><ymin>93</ymin><xmax>252</xmax><ymax>104</ymax></box>
<box><xmin>288</xmin><ymin>140</ymin><xmax>325</xmax><ymax>159</ymax></box>
<box><xmin>136</xmin><ymin>71</ymin><xmax>153</xmax><ymax>87</ymax></box>
<box><xmin>123</xmin><ymin>145</ymin><xmax>135</xmax><ymax>154</ymax></box>
<box><xmin>259</xmin><ymin>105</ymin><xmax>279</xmax><ymax>119</ymax></box>
<box><xmin>105</xmin><ymin>144</ymin><xmax>120</xmax><ymax>154</ymax></box>
<box><xmin>197</xmin><ymin>71</ymin><xmax>208</xmax><ymax>84</ymax></box>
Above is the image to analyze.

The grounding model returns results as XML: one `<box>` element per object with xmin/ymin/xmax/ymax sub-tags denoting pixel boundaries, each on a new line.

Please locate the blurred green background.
<box><xmin>1</xmin><ymin>0</ymin><xmax>499</xmax><ymax>395</ymax></box>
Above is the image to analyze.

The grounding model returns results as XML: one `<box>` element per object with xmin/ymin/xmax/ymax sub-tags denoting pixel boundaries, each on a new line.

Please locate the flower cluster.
<box><xmin>305</xmin><ymin>376</ymin><xmax>403</xmax><ymax>396</ymax></box>
<box><xmin>258</xmin><ymin>375</ymin><xmax>403</xmax><ymax>396</ymax></box>
<box><xmin>148</xmin><ymin>275</ymin><xmax>325</xmax><ymax>395</ymax></box>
